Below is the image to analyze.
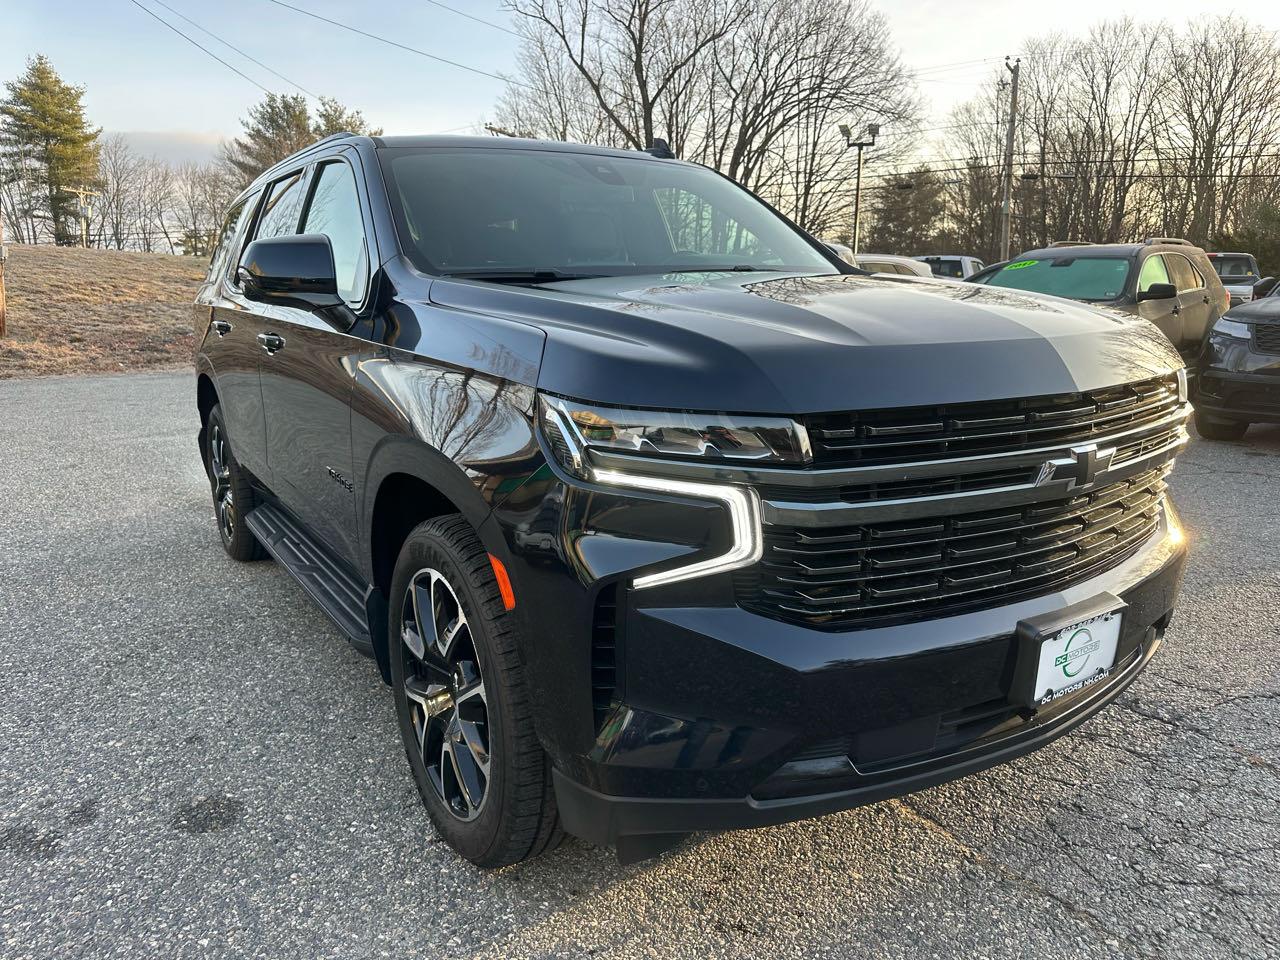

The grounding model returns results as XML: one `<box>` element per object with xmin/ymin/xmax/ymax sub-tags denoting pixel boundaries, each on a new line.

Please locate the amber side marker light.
<box><xmin>489</xmin><ymin>554</ymin><xmax>516</xmax><ymax>611</ymax></box>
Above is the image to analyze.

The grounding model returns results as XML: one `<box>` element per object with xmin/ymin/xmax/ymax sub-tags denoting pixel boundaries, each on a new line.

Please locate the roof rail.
<box><xmin>1048</xmin><ymin>240</ymin><xmax>1091</xmax><ymax>247</ymax></box>
<box><xmin>311</xmin><ymin>131</ymin><xmax>356</xmax><ymax>149</ymax></box>
<box><xmin>1144</xmin><ymin>237</ymin><xmax>1191</xmax><ymax>246</ymax></box>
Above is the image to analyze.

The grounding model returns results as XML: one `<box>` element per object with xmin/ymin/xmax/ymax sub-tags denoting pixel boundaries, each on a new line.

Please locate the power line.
<box><xmin>261</xmin><ymin>0</ymin><xmax>529</xmax><ymax>92</ymax></box>
<box><xmin>126</xmin><ymin>0</ymin><xmax>273</xmax><ymax>95</ymax></box>
<box><xmin>422</xmin><ymin>0</ymin><xmax>523</xmax><ymax>38</ymax></box>
<box><xmin>147</xmin><ymin>0</ymin><xmax>319</xmax><ymax>98</ymax></box>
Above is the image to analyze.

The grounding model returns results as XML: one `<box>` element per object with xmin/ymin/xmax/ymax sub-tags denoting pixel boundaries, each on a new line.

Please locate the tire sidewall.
<box><xmin>205</xmin><ymin>404</ymin><xmax>257</xmax><ymax>558</ymax></box>
<box><xmin>389</xmin><ymin>525</ymin><xmax>514</xmax><ymax>863</ymax></box>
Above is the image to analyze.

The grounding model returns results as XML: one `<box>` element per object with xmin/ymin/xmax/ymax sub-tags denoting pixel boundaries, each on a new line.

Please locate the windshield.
<box><xmin>1210</xmin><ymin>254</ymin><xmax>1259</xmax><ymax>281</ymax></box>
<box><xmin>378</xmin><ymin>147</ymin><xmax>836</xmax><ymax>278</ymax></box>
<box><xmin>980</xmin><ymin>256</ymin><xmax>1130</xmax><ymax>301</ymax></box>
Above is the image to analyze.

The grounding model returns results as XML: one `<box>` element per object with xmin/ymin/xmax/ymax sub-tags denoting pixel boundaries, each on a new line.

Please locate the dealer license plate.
<box><xmin>1031</xmin><ymin>609</ymin><xmax>1122</xmax><ymax>706</ymax></box>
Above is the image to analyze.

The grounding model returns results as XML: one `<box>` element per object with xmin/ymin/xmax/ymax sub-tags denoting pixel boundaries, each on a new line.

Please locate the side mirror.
<box><xmin>1253</xmin><ymin>276</ymin><xmax>1277</xmax><ymax>299</ymax></box>
<box><xmin>237</xmin><ymin>234</ymin><xmax>343</xmax><ymax>311</ymax></box>
<box><xmin>1137</xmin><ymin>282</ymin><xmax>1177</xmax><ymax>302</ymax></box>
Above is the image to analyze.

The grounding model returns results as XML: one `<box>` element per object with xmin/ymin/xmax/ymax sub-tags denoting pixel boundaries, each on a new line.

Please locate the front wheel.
<box><xmin>389</xmin><ymin>515</ymin><xmax>562</xmax><ymax>867</ymax></box>
<box><xmin>1194</xmin><ymin>410</ymin><xmax>1249</xmax><ymax>442</ymax></box>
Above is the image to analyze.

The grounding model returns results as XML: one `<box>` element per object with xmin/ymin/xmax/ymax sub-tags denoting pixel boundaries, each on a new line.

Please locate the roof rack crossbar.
<box><xmin>1144</xmin><ymin>237</ymin><xmax>1191</xmax><ymax>246</ymax></box>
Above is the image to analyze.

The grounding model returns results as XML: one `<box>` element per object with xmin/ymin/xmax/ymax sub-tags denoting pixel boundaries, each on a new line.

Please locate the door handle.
<box><xmin>211</xmin><ymin>319</ymin><xmax>232</xmax><ymax>337</ymax></box>
<box><xmin>257</xmin><ymin>332</ymin><xmax>286</xmax><ymax>354</ymax></box>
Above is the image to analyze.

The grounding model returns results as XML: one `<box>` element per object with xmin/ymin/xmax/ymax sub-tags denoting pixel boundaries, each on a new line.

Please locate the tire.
<box><xmin>389</xmin><ymin>515</ymin><xmax>562</xmax><ymax>867</ymax></box>
<box><xmin>205</xmin><ymin>404</ymin><xmax>265</xmax><ymax>561</ymax></box>
<box><xmin>1194</xmin><ymin>410</ymin><xmax>1249</xmax><ymax>442</ymax></box>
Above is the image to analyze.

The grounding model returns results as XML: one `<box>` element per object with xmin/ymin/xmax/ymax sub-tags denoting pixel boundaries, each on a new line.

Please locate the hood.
<box><xmin>1225</xmin><ymin>295</ymin><xmax>1280</xmax><ymax>323</ymax></box>
<box><xmin>428</xmin><ymin>271</ymin><xmax>1183</xmax><ymax>414</ymax></box>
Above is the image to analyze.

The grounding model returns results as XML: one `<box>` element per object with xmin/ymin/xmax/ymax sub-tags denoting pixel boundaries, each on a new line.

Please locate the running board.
<box><xmin>244</xmin><ymin>502</ymin><xmax>374</xmax><ymax>656</ymax></box>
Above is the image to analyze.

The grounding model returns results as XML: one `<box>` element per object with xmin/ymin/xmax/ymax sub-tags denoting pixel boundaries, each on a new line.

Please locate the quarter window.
<box><xmin>303</xmin><ymin>161</ymin><xmax>370</xmax><ymax>305</ymax></box>
<box><xmin>1136</xmin><ymin>255</ymin><xmax>1170</xmax><ymax>293</ymax></box>
<box><xmin>255</xmin><ymin>171</ymin><xmax>307</xmax><ymax>241</ymax></box>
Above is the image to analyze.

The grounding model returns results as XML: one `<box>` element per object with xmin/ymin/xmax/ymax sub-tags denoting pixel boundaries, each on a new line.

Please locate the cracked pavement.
<box><xmin>1</xmin><ymin>371</ymin><xmax>1277</xmax><ymax>959</ymax></box>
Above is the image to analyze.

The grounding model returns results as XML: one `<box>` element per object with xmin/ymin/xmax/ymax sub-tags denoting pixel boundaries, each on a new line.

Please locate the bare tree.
<box><xmin>495</xmin><ymin>0</ymin><xmax>918</xmax><ymax>234</ymax></box>
<box><xmin>93</xmin><ymin>134</ymin><xmax>143</xmax><ymax>249</ymax></box>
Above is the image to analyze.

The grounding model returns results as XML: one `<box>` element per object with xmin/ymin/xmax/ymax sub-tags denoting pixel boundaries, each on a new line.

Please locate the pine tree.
<box><xmin>222</xmin><ymin>94</ymin><xmax>382</xmax><ymax>184</ymax></box>
<box><xmin>864</xmin><ymin>166</ymin><xmax>946</xmax><ymax>256</ymax></box>
<box><xmin>0</xmin><ymin>55</ymin><xmax>101</xmax><ymax>245</ymax></box>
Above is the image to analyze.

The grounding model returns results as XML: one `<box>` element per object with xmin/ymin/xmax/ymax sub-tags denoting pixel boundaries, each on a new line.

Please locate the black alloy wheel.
<box><xmin>208</xmin><ymin>421</ymin><xmax>236</xmax><ymax>546</ymax></box>
<box><xmin>400</xmin><ymin>567</ymin><xmax>492</xmax><ymax>821</ymax></box>
<box><xmin>204</xmin><ymin>404</ymin><xmax>264</xmax><ymax>562</ymax></box>
<box><xmin>389</xmin><ymin>515</ymin><xmax>562</xmax><ymax>867</ymax></box>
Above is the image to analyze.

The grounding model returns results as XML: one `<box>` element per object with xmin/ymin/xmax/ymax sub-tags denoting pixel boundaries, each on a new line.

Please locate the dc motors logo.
<box><xmin>1055</xmin><ymin>627</ymin><xmax>1102</xmax><ymax>679</ymax></box>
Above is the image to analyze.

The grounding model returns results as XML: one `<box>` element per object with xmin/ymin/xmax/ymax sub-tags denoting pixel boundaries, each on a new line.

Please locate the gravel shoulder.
<box><xmin>1</xmin><ymin>371</ymin><xmax>1277</xmax><ymax>960</ymax></box>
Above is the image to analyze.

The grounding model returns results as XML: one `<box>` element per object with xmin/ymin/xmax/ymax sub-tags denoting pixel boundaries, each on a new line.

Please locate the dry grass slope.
<box><xmin>0</xmin><ymin>244</ymin><xmax>206</xmax><ymax>379</ymax></box>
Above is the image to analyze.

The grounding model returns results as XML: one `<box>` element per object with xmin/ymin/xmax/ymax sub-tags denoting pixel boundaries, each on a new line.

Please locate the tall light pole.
<box><xmin>998</xmin><ymin>57</ymin><xmax>1021</xmax><ymax>261</ymax></box>
<box><xmin>839</xmin><ymin>122</ymin><xmax>879</xmax><ymax>257</ymax></box>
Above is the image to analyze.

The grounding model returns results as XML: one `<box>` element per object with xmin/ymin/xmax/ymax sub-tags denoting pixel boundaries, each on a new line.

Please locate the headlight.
<box><xmin>538</xmin><ymin>393</ymin><xmax>779</xmax><ymax>589</ymax></box>
<box><xmin>1212</xmin><ymin>317</ymin><xmax>1252</xmax><ymax>339</ymax></box>
<box><xmin>538</xmin><ymin>394</ymin><xmax>811</xmax><ymax>469</ymax></box>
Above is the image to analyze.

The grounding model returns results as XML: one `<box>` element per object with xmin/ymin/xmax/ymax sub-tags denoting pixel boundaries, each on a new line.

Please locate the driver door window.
<box><xmin>1136</xmin><ymin>255</ymin><xmax>1170</xmax><ymax>294</ymax></box>
<box><xmin>302</xmin><ymin>161</ymin><xmax>370</xmax><ymax>305</ymax></box>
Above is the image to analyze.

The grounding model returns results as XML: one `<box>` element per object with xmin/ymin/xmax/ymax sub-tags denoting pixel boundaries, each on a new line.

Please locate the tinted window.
<box><xmin>303</xmin><ymin>161</ymin><xmax>369</xmax><ymax>304</ymax></box>
<box><xmin>1165</xmin><ymin>253</ymin><xmax>1202</xmax><ymax>292</ymax></box>
<box><xmin>206</xmin><ymin>195</ymin><xmax>254</xmax><ymax>284</ymax></box>
<box><xmin>985</xmin><ymin>256</ymin><xmax>1130</xmax><ymax>300</ymax></box>
<box><xmin>860</xmin><ymin>260</ymin><xmax>894</xmax><ymax>273</ymax></box>
<box><xmin>255</xmin><ymin>171</ymin><xmax>307</xmax><ymax>241</ymax></box>
<box><xmin>928</xmin><ymin>259</ymin><xmax>964</xmax><ymax>278</ymax></box>
<box><xmin>379</xmin><ymin>148</ymin><xmax>833</xmax><ymax>277</ymax></box>
<box><xmin>1137</xmin><ymin>254</ymin><xmax>1171</xmax><ymax>293</ymax></box>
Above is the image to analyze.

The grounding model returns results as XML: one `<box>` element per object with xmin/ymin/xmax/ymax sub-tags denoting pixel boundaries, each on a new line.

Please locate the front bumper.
<box><xmin>491</xmin><ymin>466</ymin><xmax>1186</xmax><ymax>857</ymax></box>
<box><xmin>1197</xmin><ymin>367</ymin><xmax>1280</xmax><ymax>424</ymax></box>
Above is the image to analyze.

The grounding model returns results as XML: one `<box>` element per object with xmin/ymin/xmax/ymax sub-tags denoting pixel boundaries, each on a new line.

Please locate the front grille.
<box><xmin>1254</xmin><ymin>324</ymin><xmax>1280</xmax><ymax>354</ymax></box>
<box><xmin>803</xmin><ymin>374</ymin><xmax>1181</xmax><ymax>467</ymax></box>
<box><xmin>742</xmin><ymin>468</ymin><xmax>1168</xmax><ymax>629</ymax></box>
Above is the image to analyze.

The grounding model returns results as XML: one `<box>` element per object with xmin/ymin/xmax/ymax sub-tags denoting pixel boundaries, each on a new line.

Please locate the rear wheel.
<box><xmin>205</xmin><ymin>404</ymin><xmax>265</xmax><ymax>561</ymax></box>
<box><xmin>1194</xmin><ymin>410</ymin><xmax>1249</xmax><ymax>442</ymax></box>
<box><xmin>389</xmin><ymin>515</ymin><xmax>562</xmax><ymax>867</ymax></box>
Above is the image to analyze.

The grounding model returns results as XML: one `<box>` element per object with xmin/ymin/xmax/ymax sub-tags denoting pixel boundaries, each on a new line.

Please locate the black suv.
<box><xmin>1195</xmin><ymin>275</ymin><xmax>1280</xmax><ymax>439</ymax></box>
<box><xmin>968</xmin><ymin>239</ymin><xmax>1230</xmax><ymax>367</ymax></box>
<box><xmin>195</xmin><ymin>134</ymin><xmax>1190</xmax><ymax>866</ymax></box>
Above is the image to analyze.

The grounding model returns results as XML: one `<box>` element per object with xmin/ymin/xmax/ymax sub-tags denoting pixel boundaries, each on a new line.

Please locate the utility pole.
<box><xmin>999</xmin><ymin>57</ymin><xmax>1021</xmax><ymax>262</ymax></box>
<box><xmin>68</xmin><ymin>186</ymin><xmax>100</xmax><ymax>249</ymax></box>
<box><xmin>839</xmin><ymin>122</ymin><xmax>880</xmax><ymax>257</ymax></box>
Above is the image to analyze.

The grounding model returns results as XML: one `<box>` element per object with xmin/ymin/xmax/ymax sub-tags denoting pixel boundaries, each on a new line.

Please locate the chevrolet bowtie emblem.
<box><xmin>1038</xmin><ymin>443</ymin><xmax>1116</xmax><ymax>489</ymax></box>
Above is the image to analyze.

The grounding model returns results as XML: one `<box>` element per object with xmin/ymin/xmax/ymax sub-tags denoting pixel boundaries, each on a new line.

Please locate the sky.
<box><xmin>2</xmin><ymin>0</ymin><xmax>1273</xmax><ymax>164</ymax></box>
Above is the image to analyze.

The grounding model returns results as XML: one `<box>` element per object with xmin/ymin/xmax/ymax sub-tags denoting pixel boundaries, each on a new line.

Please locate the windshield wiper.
<box><xmin>441</xmin><ymin>268</ymin><xmax>605</xmax><ymax>285</ymax></box>
<box><xmin>662</xmin><ymin>265</ymin><xmax>776</xmax><ymax>274</ymax></box>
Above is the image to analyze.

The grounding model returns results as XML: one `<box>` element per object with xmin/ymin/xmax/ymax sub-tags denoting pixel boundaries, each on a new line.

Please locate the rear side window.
<box><xmin>1136</xmin><ymin>255</ymin><xmax>1170</xmax><ymax>293</ymax></box>
<box><xmin>303</xmin><ymin>161</ymin><xmax>370</xmax><ymax>305</ymax></box>
<box><xmin>206</xmin><ymin>196</ymin><xmax>253</xmax><ymax>284</ymax></box>
<box><xmin>255</xmin><ymin>171</ymin><xmax>307</xmax><ymax>241</ymax></box>
<box><xmin>1166</xmin><ymin>253</ymin><xmax>1203</xmax><ymax>292</ymax></box>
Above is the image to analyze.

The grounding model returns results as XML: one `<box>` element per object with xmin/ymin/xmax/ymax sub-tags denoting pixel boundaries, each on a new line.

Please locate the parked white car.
<box><xmin>914</xmin><ymin>254</ymin><xmax>986</xmax><ymax>279</ymax></box>
<box><xmin>854</xmin><ymin>253</ymin><xmax>934</xmax><ymax>277</ymax></box>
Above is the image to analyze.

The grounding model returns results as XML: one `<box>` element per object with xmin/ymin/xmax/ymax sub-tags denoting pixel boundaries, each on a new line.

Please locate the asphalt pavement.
<box><xmin>1</xmin><ymin>371</ymin><xmax>1278</xmax><ymax>960</ymax></box>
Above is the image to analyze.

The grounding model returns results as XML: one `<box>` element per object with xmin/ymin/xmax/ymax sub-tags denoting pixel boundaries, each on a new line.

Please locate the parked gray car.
<box><xmin>968</xmin><ymin>238</ymin><xmax>1230</xmax><ymax>366</ymax></box>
